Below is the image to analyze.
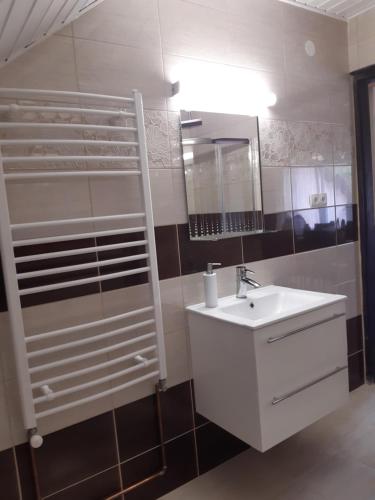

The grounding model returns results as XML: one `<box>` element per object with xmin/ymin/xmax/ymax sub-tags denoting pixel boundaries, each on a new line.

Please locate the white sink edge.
<box><xmin>186</xmin><ymin>285</ymin><xmax>347</xmax><ymax>330</ymax></box>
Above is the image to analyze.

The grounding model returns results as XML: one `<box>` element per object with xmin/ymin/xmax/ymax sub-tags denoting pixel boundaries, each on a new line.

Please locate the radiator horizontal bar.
<box><xmin>3</xmin><ymin>156</ymin><xmax>139</xmax><ymax>164</ymax></box>
<box><xmin>28</xmin><ymin>319</ymin><xmax>155</xmax><ymax>358</ymax></box>
<box><xmin>34</xmin><ymin>358</ymin><xmax>158</xmax><ymax>405</ymax></box>
<box><xmin>15</xmin><ymin>240</ymin><xmax>148</xmax><ymax>264</ymax></box>
<box><xmin>31</xmin><ymin>346</ymin><xmax>157</xmax><ymax>389</ymax></box>
<box><xmin>12</xmin><ymin>213</ymin><xmax>145</xmax><ymax>230</ymax></box>
<box><xmin>0</xmin><ymin>104</ymin><xmax>135</xmax><ymax>117</ymax></box>
<box><xmin>17</xmin><ymin>253</ymin><xmax>149</xmax><ymax>279</ymax></box>
<box><xmin>0</xmin><ymin>88</ymin><xmax>135</xmax><ymax>103</ymax></box>
<box><xmin>26</xmin><ymin>305</ymin><xmax>154</xmax><ymax>343</ymax></box>
<box><xmin>13</xmin><ymin>226</ymin><xmax>147</xmax><ymax>247</ymax></box>
<box><xmin>0</xmin><ymin>122</ymin><xmax>137</xmax><ymax>132</ymax></box>
<box><xmin>35</xmin><ymin>371</ymin><xmax>159</xmax><ymax>419</ymax></box>
<box><xmin>0</xmin><ymin>139</ymin><xmax>138</xmax><ymax>146</ymax></box>
<box><xmin>18</xmin><ymin>266</ymin><xmax>150</xmax><ymax>295</ymax></box>
<box><xmin>5</xmin><ymin>170</ymin><xmax>141</xmax><ymax>180</ymax></box>
<box><xmin>29</xmin><ymin>332</ymin><xmax>157</xmax><ymax>373</ymax></box>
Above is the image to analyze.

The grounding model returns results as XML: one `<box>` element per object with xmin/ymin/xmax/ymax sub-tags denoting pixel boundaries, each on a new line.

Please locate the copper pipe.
<box><xmin>29</xmin><ymin>441</ymin><xmax>42</xmax><ymax>500</ymax></box>
<box><xmin>27</xmin><ymin>382</ymin><xmax>167</xmax><ymax>500</ymax></box>
<box><xmin>104</xmin><ymin>382</ymin><xmax>167</xmax><ymax>500</ymax></box>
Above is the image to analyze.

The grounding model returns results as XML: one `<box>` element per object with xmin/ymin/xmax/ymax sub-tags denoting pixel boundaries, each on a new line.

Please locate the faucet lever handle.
<box><xmin>244</xmin><ymin>268</ymin><xmax>255</xmax><ymax>275</ymax></box>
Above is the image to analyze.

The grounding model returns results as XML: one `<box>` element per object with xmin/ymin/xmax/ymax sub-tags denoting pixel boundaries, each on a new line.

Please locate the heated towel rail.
<box><xmin>0</xmin><ymin>88</ymin><xmax>167</xmax><ymax>447</ymax></box>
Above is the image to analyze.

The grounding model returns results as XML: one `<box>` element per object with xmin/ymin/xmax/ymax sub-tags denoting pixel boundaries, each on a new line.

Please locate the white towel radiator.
<box><xmin>0</xmin><ymin>88</ymin><xmax>167</xmax><ymax>447</ymax></box>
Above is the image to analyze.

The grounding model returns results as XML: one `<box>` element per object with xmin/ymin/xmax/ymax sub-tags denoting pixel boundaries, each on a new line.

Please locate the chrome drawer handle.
<box><xmin>267</xmin><ymin>313</ymin><xmax>345</xmax><ymax>344</ymax></box>
<box><xmin>271</xmin><ymin>365</ymin><xmax>348</xmax><ymax>406</ymax></box>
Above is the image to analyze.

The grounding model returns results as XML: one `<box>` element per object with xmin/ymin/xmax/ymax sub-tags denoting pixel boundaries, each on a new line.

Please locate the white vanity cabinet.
<box><xmin>187</xmin><ymin>287</ymin><xmax>349</xmax><ymax>452</ymax></box>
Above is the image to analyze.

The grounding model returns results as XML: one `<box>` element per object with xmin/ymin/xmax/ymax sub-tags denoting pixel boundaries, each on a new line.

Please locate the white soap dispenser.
<box><xmin>203</xmin><ymin>262</ymin><xmax>221</xmax><ymax>308</ymax></box>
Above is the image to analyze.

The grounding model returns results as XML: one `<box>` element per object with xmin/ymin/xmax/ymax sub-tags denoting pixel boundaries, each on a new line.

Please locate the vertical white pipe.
<box><xmin>0</xmin><ymin>153</ymin><xmax>36</xmax><ymax>429</ymax></box>
<box><xmin>133</xmin><ymin>90</ymin><xmax>168</xmax><ymax>383</ymax></box>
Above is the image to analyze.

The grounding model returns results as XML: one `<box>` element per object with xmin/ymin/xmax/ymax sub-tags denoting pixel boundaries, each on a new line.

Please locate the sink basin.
<box><xmin>187</xmin><ymin>285</ymin><xmax>346</xmax><ymax>329</ymax></box>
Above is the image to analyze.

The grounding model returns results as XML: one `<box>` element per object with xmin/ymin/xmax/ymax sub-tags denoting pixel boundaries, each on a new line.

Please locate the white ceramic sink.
<box><xmin>187</xmin><ymin>285</ymin><xmax>346</xmax><ymax>329</ymax></box>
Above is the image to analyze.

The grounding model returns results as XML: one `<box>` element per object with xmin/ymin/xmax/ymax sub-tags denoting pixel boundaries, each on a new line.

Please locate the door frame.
<box><xmin>352</xmin><ymin>64</ymin><xmax>375</xmax><ymax>381</ymax></box>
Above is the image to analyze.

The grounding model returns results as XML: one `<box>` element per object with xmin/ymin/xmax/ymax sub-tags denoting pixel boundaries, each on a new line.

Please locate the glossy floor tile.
<box><xmin>162</xmin><ymin>385</ymin><xmax>375</xmax><ymax>500</ymax></box>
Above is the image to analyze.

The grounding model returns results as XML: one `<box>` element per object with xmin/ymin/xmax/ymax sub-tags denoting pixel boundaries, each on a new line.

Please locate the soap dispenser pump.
<box><xmin>203</xmin><ymin>263</ymin><xmax>221</xmax><ymax>308</ymax></box>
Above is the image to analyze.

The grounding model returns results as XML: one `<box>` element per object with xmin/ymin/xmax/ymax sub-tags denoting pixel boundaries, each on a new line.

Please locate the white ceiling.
<box><xmin>0</xmin><ymin>0</ymin><xmax>104</xmax><ymax>68</ymax></box>
<box><xmin>279</xmin><ymin>0</ymin><xmax>375</xmax><ymax>20</ymax></box>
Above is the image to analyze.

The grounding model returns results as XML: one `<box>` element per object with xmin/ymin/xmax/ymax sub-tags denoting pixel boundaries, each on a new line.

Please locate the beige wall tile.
<box><xmin>150</xmin><ymin>168</ymin><xmax>187</xmax><ymax>225</ymax></box>
<box><xmin>227</xmin><ymin>14</ymin><xmax>284</xmax><ymax>73</ymax></box>
<box><xmin>73</xmin><ymin>0</ymin><xmax>160</xmax><ymax>50</ymax></box>
<box><xmin>164</xmin><ymin>328</ymin><xmax>192</xmax><ymax>388</ymax></box>
<box><xmin>335</xmin><ymin>280</ymin><xmax>362</xmax><ymax>320</ymax></box>
<box><xmin>0</xmin><ymin>312</ymin><xmax>16</xmax><ymax>383</ymax></box>
<box><xmin>0</xmin><ymin>35</ymin><xmax>78</xmax><ymax>95</ymax></box>
<box><xmin>262</xmin><ymin>167</ymin><xmax>292</xmax><ymax>214</ymax></box>
<box><xmin>0</xmin><ymin>381</ymin><xmax>12</xmax><ymax>451</ymax></box>
<box><xmin>160</xmin><ymin>277</ymin><xmax>186</xmax><ymax>334</ymax></box>
<box><xmin>74</xmin><ymin>39</ymin><xmax>166</xmax><ymax>110</ymax></box>
<box><xmin>159</xmin><ymin>0</ymin><xmax>230</xmax><ymax>64</ymax></box>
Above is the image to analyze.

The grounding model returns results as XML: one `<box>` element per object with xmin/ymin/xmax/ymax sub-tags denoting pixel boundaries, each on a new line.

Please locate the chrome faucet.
<box><xmin>236</xmin><ymin>266</ymin><xmax>261</xmax><ymax>298</ymax></box>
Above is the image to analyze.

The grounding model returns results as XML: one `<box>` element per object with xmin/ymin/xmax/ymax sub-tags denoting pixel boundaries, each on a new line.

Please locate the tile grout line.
<box><xmin>188</xmin><ymin>381</ymin><xmax>200</xmax><ymax>476</ymax></box>
<box><xmin>111</xmin><ymin>409</ymin><xmax>124</xmax><ymax>497</ymax></box>
<box><xmin>12</xmin><ymin>446</ymin><xmax>23</xmax><ymax>500</ymax></box>
<box><xmin>42</xmin><ymin>464</ymin><xmax>120</xmax><ymax>500</ymax></box>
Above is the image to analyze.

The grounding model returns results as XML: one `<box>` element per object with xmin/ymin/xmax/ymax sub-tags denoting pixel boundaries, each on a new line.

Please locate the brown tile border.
<box><xmin>0</xmin><ymin>204</ymin><xmax>361</xmax><ymax>312</ymax></box>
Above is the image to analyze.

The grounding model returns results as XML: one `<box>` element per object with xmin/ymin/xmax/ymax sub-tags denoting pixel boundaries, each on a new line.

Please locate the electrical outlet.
<box><xmin>309</xmin><ymin>193</ymin><xmax>327</xmax><ymax>208</ymax></box>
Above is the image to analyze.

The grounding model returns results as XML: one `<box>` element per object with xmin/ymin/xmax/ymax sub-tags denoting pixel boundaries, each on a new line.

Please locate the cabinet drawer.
<box><xmin>260</xmin><ymin>367</ymin><xmax>349</xmax><ymax>451</ymax></box>
<box><xmin>255</xmin><ymin>313</ymin><xmax>347</xmax><ymax>401</ymax></box>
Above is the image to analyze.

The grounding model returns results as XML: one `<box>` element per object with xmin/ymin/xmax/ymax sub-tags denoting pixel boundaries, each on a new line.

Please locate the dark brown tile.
<box><xmin>161</xmin><ymin>382</ymin><xmax>194</xmax><ymax>442</ymax></box>
<box><xmin>15</xmin><ymin>444</ymin><xmax>36</xmax><ymax>500</ymax></box>
<box><xmin>155</xmin><ymin>225</ymin><xmax>180</xmax><ymax>280</ymax></box>
<box><xmin>191</xmin><ymin>380</ymin><xmax>209</xmax><ymax>428</ymax></box>
<box><xmin>347</xmin><ymin>316</ymin><xmax>363</xmax><ymax>356</ymax></box>
<box><xmin>196</xmin><ymin>422</ymin><xmax>249</xmax><ymax>475</ymax></box>
<box><xmin>115</xmin><ymin>394</ymin><xmax>159</xmax><ymax>462</ymax></box>
<box><xmin>24</xmin><ymin>412</ymin><xmax>117</xmax><ymax>497</ymax></box>
<box><xmin>47</xmin><ymin>467</ymin><xmax>121</xmax><ymax>500</ymax></box>
<box><xmin>15</xmin><ymin>238</ymin><xmax>100</xmax><ymax>308</ymax></box>
<box><xmin>178</xmin><ymin>223</ymin><xmax>243</xmax><ymax>275</ymax></box>
<box><xmin>97</xmin><ymin>232</ymin><xmax>149</xmax><ymax>291</ymax></box>
<box><xmin>293</xmin><ymin>207</ymin><xmax>336</xmax><ymax>253</ymax></box>
<box><xmin>122</xmin><ymin>432</ymin><xmax>197</xmax><ymax>500</ymax></box>
<box><xmin>242</xmin><ymin>212</ymin><xmax>294</xmax><ymax>262</ymax></box>
<box><xmin>348</xmin><ymin>351</ymin><xmax>365</xmax><ymax>392</ymax></box>
<box><xmin>336</xmin><ymin>204</ymin><xmax>358</xmax><ymax>244</ymax></box>
<box><xmin>0</xmin><ymin>448</ymin><xmax>19</xmax><ymax>500</ymax></box>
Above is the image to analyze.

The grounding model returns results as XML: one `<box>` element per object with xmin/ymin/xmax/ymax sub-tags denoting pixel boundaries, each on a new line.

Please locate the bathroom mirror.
<box><xmin>180</xmin><ymin>110</ymin><xmax>263</xmax><ymax>240</ymax></box>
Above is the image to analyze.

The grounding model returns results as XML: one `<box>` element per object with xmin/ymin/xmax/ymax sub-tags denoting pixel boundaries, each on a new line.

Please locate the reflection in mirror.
<box><xmin>180</xmin><ymin>110</ymin><xmax>263</xmax><ymax>240</ymax></box>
